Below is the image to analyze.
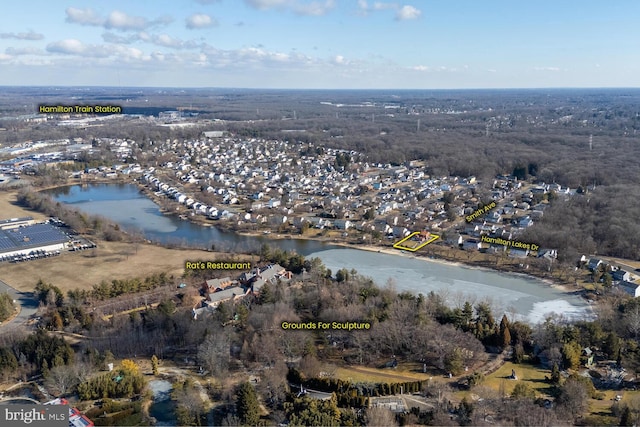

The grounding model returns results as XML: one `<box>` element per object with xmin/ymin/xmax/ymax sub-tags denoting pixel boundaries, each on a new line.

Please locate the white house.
<box><xmin>334</xmin><ymin>219</ymin><xmax>352</xmax><ymax>230</ymax></box>
<box><xmin>267</xmin><ymin>199</ymin><xmax>281</xmax><ymax>209</ymax></box>
<box><xmin>619</xmin><ymin>281</ymin><xmax>640</xmax><ymax>298</ymax></box>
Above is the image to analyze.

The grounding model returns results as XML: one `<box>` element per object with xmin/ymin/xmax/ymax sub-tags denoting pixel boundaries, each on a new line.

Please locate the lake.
<box><xmin>48</xmin><ymin>183</ymin><xmax>594</xmax><ymax>323</ymax></box>
<box><xmin>46</xmin><ymin>183</ymin><xmax>334</xmax><ymax>255</ymax></box>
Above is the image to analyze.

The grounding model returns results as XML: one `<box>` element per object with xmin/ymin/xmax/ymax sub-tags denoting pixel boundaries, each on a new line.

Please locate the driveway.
<box><xmin>0</xmin><ymin>278</ymin><xmax>39</xmax><ymax>331</ymax></box>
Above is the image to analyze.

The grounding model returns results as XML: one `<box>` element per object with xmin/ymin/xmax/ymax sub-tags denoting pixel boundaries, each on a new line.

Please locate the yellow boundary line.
<box><xmin>393</xmin><ymin>232</ymin><xmax>440</xmax><ymax>252</ymax></box>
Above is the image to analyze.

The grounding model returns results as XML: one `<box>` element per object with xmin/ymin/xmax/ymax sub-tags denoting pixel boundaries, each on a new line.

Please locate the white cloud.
<box><xmin>150</xmin><ymin>34</ymin><xmax>202</xmax><ymax>49</ymax></box>
<box><xmin>373</xmin><ymin>1</ymin><xmax>397</xmax><ymax>10</ymax></box>
<box><xmin>45</xmin><ymin>39</ymin><xmax>148</xmax><ymax>63</ymax></box>
<box><xmin>245</xmin><ymin>0</ymin><xmax>335</xmax><ymax>15</ymax></box>
<box><xmin>186</xmin><ymin>13</ymin><xmax>217</xmax><ymax>29</ymax></box>
<box><xmin>294</xmin><ymin>0</ymin><xmax>335</xmax><ymax>16</ymax></box>
<box><xmin>46</xmin><ymin>39</ymin><xmax>110</xmax><ymax>57</ymax></box>
<box><xmin>408</xmin><ymin>64</ymin><xmax>460</xmax><ymax>72</ymax></box>
<box><xmin>245</xmin><ymin>0</ymin><xmax>288</xmax><ymax>10</ymax></box>
<box><xmin>333</xmin><ymin>55</ymin><xmax>347</xmax><ymax>65</ymax></box>
<box><xmin>0</xmin><ymin>31</ymin><xmax>44</xmax><ymax>41</ymax></box>
<box><xmin>534</xmin><ymin>66</ymin><xmax>560</xmax><ymax>72</ymax></box>
<box><xmin>104</xmin><ymin>31</ymin><xmax>201</xmax><ymax>49</ymax></box>
<box><xmin>65</xmin><ymin>8</ymin><xmax>171</xmax><ymax>31</ymax></box>
<box><xmin>106</xmin><ymin>10</ymin><xmax>148</xmax><ymax>31</ymax></box>
<box><xmin>358</xmin><ymin>1</ymin><xmax>411</xmax><ymax>18</ymax></box>
<box><xmin>5</xmin><ymin>47</ymin><xmax>45</xmax><ymax>56</ymax></box>
<box><xmin>154</xmin><ymin>34</ymin><xmax>183</xmax><ymax>48</ymax></box>
<box><xmin>395</xmin><ymin>5</ymin><xmax>421</xmax><ymax>20</ymax></box>
<box><xmin>65</xmin><ymin>7</ymin><xmax>104</xmax><ymax>26</ymax></box>
<box><xmin>102</xmin><ymin>32</ymin><xmax>137</xmax><ymax>44</ymax></box>
<box><xmin>199</xmin><ymin>43</ymin><xmax>318</xmax><ymax>69</ymax></box>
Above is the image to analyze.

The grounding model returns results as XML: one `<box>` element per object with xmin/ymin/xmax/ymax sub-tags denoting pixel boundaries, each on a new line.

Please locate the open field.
<box><xmin>0</xmin><ymin>188</ymin><xmax>256</xmax><ymax>292</ymax></box>
<box><xmin>0</xmin><ymin>190</ymin><xmax>47</xmax><ymax>221</ymax></box>
<box><xmin>331</xmin><ymin>364</ymin><xmax>433</xmax><ymax>384</ymax></box>
<box><xmin>0</xmin><ymin>240</ymin><xmax>256</xmax><ymax>292</ymax></box>
<box><xmin>482</xmin><ymin>361</ymin><xmax>552</xmax><ymax>398</ymax></box>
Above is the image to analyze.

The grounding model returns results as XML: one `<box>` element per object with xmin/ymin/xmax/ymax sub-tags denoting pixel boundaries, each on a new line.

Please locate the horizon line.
<box><xmin>1</xmin><ymin>85</ymin><xmax>639</xmax><ymax>92</ymax></box>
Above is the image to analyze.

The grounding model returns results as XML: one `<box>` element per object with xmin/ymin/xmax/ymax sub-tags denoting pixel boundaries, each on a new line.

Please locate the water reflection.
<box><xmin>47</xmin><ymin>184</ymin><xmax>335</xmax><ymax>256</ymax></box>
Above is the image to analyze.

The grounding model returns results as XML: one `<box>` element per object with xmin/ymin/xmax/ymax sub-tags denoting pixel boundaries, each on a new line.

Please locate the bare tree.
<box><xmin>626</xmin><ymin>303</ymin><xmax>640</xmax><ymax>341</ymax></box>
<box><xmin>556</xmin><ymin>378</ymin><xmax>588</xmax><ymax>421</ymax></box>
<box><xmin>44</xmin><ymin>363</ymin><xmax>91</xmax><ymax>397</ymax></box>
<box><xmin>198</xmin><ymin>328</ymin><xmax>231</xmax><ymax>377</ymax></box>
<box><xmin>174</xmin><ymin>384</ymin><xmax>206</xmax><ymax>427</ymax></box>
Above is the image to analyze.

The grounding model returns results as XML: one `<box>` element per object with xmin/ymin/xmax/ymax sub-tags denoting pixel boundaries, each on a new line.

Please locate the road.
<box><xmin>0</xmin><ymin>278</ymin><xmax>38</xmax><ymax>332</ymax></box>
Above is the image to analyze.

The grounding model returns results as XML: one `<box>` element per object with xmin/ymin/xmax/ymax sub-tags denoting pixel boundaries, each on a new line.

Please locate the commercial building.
<box><xmin>0</xmin><ymin>219</ymin><xmax>69</xmax><ymax>259</ymax></box>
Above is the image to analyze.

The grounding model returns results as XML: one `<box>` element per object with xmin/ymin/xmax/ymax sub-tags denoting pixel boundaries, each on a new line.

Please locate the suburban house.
<box><xmin>508</xmin><ymin>248</ymin><xmax>530</xmax><ymax>258</ymax></box>
<box><xmin>334</xmin><ymin>219</ymin><xmax>353</xmax><ymax>230</ymax></box>
<box><xmin>588</xmin><ymin>258</ymin><xmax>603</xmax><ymax>271</ymax></box>
<box><xmin>611</xmin><ymin>269</ymin><xmax>631</xmax><ymax>283</ymax></box>
<box><xmin>462</xmin><ymin>239</ymin><xmax>482</xmax><ymax>251</ymax></box>
<box><xmin>619</xmin><ymin>281</ymin><xmax>640</xmax><ymax>298</ymax></box>
<box><xmin>538</xmin><ymin>249</ymin><xmax>558</xmax><ymax>260</ymax></box>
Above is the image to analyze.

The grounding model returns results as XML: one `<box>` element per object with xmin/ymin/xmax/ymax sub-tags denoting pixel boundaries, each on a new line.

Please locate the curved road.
<box><xmin>0</xmin><ymin>279</ymin><xmax>38</xmax><ymax>332</ymax></box>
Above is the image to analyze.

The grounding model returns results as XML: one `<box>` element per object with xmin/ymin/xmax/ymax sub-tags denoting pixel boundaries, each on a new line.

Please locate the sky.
<box><xmin>1</xmin><ymin>0</ymin><xmax>639</xmax><ymax>89</ymax></box>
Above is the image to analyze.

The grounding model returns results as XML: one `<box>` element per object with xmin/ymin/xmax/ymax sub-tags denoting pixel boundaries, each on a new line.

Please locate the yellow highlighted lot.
<box><xmin>393</xmin><ymin>231</ymin><xmax>440</xmax><ymax>252</ymax></box>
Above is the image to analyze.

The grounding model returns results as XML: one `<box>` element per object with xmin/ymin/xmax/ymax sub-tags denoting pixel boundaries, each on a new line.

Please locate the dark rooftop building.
<box><xmin>0</xmin><ymin>222</ymin><xmax>68</xmax><ymax>256</ymax></box>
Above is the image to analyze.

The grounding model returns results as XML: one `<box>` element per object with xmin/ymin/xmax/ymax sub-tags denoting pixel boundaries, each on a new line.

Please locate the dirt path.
<box><xmin>479</xmin><ymin>351</ymin><xmax>509</xmax><ymax>377</ymax></box>
<box><xmin>346</xmin><ymin>366</ymin><xmax>428</xmax><ymax>383</ymax></box>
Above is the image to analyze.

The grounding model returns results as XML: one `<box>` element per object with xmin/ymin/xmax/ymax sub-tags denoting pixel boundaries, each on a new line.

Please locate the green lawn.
<box><xmin>482</xmin><ymin>361</ymin><xmax>553</xmax><ymax>398</ymax></box>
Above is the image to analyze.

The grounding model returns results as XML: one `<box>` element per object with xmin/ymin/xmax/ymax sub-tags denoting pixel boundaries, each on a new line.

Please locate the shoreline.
<box><xmin>39</xmin><ymin>179</ymin><xmax>575</xmax><ymax>295</ymax></box>
<box><xmin>315</xmin><ymin>240</ymin><xmax>571</xmax><ymax>293</ymax></box>
<box><xmin>232</xmin><ymin>229</ymin><xmax>573</xmax><ymax>293</ymax></box>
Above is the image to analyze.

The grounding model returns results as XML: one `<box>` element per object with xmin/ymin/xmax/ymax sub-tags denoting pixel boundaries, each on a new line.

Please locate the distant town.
<box><xmin>0</xmin><ymin>110</ymin><xmax>564</xmax><ymax>255</ymax></box>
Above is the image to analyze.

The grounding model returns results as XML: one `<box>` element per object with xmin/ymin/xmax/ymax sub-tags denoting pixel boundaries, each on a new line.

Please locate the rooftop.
<box><xmin>0</xmin><ymin>222</ymin><xmax>68</xmax><ymax>254</ymax></box>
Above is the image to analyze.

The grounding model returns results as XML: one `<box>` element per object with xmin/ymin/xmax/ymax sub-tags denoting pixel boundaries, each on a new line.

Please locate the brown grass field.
<box><xmin>0</xmin><ymin>190</ymin><xmax>47</xmax><ymax>221</ymax></box>
<box><xmin>332</xmin><ymin>364</ymin><xmax>433</xmax><ymax>384</ymax></box>
<box><xmin>0</xmin><ymin>189</ymin><xmax>255</xmax><ymax>292</ymax></box>
<box><xmin>0</xmin><ymin>240</ymin><xmax>256</xmax><ymax>292</ymax></box>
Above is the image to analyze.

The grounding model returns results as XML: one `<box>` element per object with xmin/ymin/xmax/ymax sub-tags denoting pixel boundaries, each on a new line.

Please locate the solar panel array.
<box><xmin>0</xmin><ymin>223</ymin><xmax>68</xmax><ymax>253</ymax></box>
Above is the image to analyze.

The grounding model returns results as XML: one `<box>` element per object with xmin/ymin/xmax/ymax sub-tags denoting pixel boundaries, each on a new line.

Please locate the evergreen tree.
<box><xmin>499</xmin><ymin>315</ymin><xmax>511</xmax><ymax>349</ymax></box>
<box><xmin>604</xmin><ymin>332</ymin><xmax>621</xmax><ymax>359</ymax></box>
<box><xmin>336</xmin><ymin>268</ymin><xmax>350</xmax><ymax>283</ymax></box>
<box><xmin>550</xmin><ymin>363</ymin><xmax>561</xmax><ymax>384</ymax></box>
<box><xmin>236</xmin><ymin>382</ymin><xmax>260</xmax><ymax>426</ymax></box>
<box><xmin>151</xmin><ymin>355</ymin><xmax>159</xmax><ymax>376</ymax></box>
<box><xmin>562</xmin><ymin>341</ymin><xmax>582</xmax><ymax>370</ymax></box>
<box><xmin>620</xmin><ymin>406</ymin><xmax>633</xmax><ymax>427</ymax></box>
<box><xmin>511</xmin><ymin>382</ymin><xmax>535</xmax><ymax>399</ymax></box>
<box><xmin>513</xmin><ymin>341</ymin><xmax>525</xmax><ymax>364</ymax></box>
<box><xmin>461</xmin><ymin>302</ymin><xmax>473</xmax><ymax>331</ymax></box>
<box><xmin>258</xmin><ymin>283</ymin><xmax>274</xmax><ymax>304</ymax></box>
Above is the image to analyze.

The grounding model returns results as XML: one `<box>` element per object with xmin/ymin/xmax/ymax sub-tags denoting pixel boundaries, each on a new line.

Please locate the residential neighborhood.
<box><xmin>0</xmin><ymin>127</ymin><xmax>576</xmax><ymax>263</ymax></box>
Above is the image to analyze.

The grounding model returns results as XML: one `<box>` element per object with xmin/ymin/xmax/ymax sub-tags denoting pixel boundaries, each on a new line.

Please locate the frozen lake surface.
<box><xmin>309</xmin><ymin>248</ymin><xmax>594</xmax><ymax>324</ymax></box>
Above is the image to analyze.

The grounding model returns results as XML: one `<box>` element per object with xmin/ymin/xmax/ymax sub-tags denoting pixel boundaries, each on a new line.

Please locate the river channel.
<box><xmin>47</xmin><ymin>183</ymin><xmax>594</xmax><ymax>323</ymax></box>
